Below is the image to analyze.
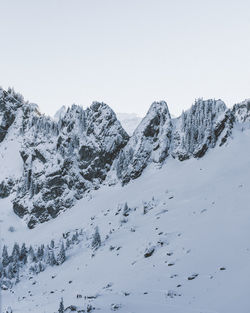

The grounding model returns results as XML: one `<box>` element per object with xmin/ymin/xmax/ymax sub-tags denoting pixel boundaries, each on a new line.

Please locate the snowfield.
<box><xmin>1</xmin><ymin>127</ymin><xmax>250</xmax><ymax>313</ymax></box>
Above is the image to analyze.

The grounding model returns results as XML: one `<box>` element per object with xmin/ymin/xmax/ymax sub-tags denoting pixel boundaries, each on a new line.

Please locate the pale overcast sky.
<box><xmin>0</xmin><ymin>0</ymin><xmax>250</xmax><ymax>117</ymax></box>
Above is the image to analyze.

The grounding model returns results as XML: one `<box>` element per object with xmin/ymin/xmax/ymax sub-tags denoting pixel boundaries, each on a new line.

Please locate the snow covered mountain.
<box><xmin>0</xmin><ymin>88</ymin><xmax>129</xmax><ymax>228</ymax></box>
<box><xmin>1</xmin><ymin>122</ymin><xmax>250</xmax><ymax>313</ymax></box>
<box><xmin>0</xmin><ymin>87</ymin><xmax>250</xmax><ymax>313</ymax></box>
<box><xmin>0</xmin><ymin>88</ymin><xmax>249</xmax><ymax>228</ymax></box>
<box><xmin>115</xmin><ymin>98</ymin><xmax>248</xmax><ymax>184</ymax></box>
<box><xmin>116</xmin><ymin>101</ymin><xmax>173</xmax><ymax>184</ymax></box>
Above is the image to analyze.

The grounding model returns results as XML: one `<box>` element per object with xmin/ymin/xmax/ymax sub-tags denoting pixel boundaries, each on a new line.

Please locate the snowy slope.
<box><xmin>1</xmin><ymin>126</ymin><xmax>250</xmax><ymax>313</ymax></box>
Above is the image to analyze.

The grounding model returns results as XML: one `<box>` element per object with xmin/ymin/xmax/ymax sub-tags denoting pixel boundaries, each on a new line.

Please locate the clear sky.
<box><xmin>0</xmin><ymin>0</ymin><xmax>250</xmax><ymax>117</ymax></box>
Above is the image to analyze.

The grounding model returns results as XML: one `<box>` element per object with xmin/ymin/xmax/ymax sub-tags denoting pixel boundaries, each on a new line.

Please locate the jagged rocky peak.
<box><xmin>0</xmin><ymin>87</ymin><xmax>25</xmax><ymax>142</ymax></box>
<box><xmin>233</xmin><ymin>99</ymin><xmax>250</xmax><ymax>124</ymax></box>
<box><xmin>116</xmin><ymin>101</ymin><xmax>173</xmax><ymax>184</ymax></box>
<box><xmin>12</xmin><ymin>100</ymin><xmax>129</xmax><ymax>228</ymax></box>
<box><xmin>171</xmin><ymin>98</ymin><xmax>234</xmax><ymax>160</ymax></box>
<box><xmin>116</xmin><ymin>98</ymin><xmax>238</xmax><ymax>185</ymax></box>
<box><xmin>85</xmin><ymin>101</ymin><xmax>129</xmax><ymax>145</ymax></box>
<box><xmin>0</xmin><ymin>86</ymin><xmax>42</xmax><ymax>141</ymax></box>
<box><xmin>1</xmin><ymin>85</ymin><xmax>250</xmax><ymax>228</ymax></box>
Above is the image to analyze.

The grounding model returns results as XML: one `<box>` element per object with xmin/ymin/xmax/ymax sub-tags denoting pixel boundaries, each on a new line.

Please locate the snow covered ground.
<box><xmin>1</xmin><ymin>127</ymin><xmax>250</xmax><ymax>313</ymax></box>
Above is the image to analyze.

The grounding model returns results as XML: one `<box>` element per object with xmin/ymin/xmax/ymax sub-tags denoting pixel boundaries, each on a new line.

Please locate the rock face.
<box><xmin>171</xmin><ymin>99</ymin><xmax>234</xmax><ymax>160</ymax></box>
<box><xmin>0</xmin><ymin>178</ymin><xmax>14</xmax><ymax>198</ymax></box>
<box><xmin>0</xmin><ymin>88</ymin><xmax>24</xmax><ymax>142</ymax></box>
<box><xmin>0</xmin><ymin>87</ymin><xmax>249</xmax><ymax>227</ymax></box>
<box><xmin>116</xmin><ymin>101</ymin><xmax>172</xmax><ymax>184</ymax></box>
<box><xmin>233</xmin><ymin>99</ymin><xmax>250</xmax><ymax>125</ymax></box>
<box><xmin>0</xmin><ymin>87</ymin><xmax>129</xmax><ymax>227</ymax></box>
<box><xmin>116</xmin><ymin>98</ymin><xmax>247</xmax><ymax>184</ymax></box>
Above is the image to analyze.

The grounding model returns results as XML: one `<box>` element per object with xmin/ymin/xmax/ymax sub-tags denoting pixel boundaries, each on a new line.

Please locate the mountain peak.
<box><xmin>148</xmin><ymin>100</ymin><xmax>169</xmax><ymax>113</ymax></box>
<box><xmin>90</xmin><ymin>101</ymin><xmax>108</xmax><ymax>112</ymax></box>
<box><xmin>233</xmin><ymin>99</ymin><xmax>250</xmax><ymax>124</ymax></box>
<box><xmin>0</xmin><ymin>94</ymin><xmax>129</xmax><ymax>227</ymax></box>
<box><xmin>116</xmin><ymin>101</ymin><xmax>172</xmax><ymax>184</ymax></box>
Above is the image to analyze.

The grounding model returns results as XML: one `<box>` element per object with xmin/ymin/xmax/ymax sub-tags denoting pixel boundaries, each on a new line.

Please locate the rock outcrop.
<box><xmin>171</xmin><ymin>99</ymin><xmax>234</xmax><ymax>160</ymax></box>
<box><xmin>0</xmin><ymin>88</ymin><xmax>129</xmax><ymax>227</ymax></box>
<box><xmin>116</xmin><ymin>98</ymin><xmax>248</xmax><ymax>184</ymax></box>
<box><xmin>116</xmin><ymin>101</ymin><xmax>172</xmax><ymax>184</ymax></box>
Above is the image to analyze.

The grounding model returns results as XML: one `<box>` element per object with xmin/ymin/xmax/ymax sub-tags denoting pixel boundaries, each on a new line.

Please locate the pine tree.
<box><xmin>2</xmin><ymin>268</ymin><xmax>7</xmax><ymax>279</ymax></box>
<box><xmin>12</xmin><ymin>243</ymin><xmax>20</xmax><ymax>264</ymax></box>
<box><xmin>20</xmin><ymin>243</ymin><xmax>27</xmax><ymax>264</ymax></box>
<box><xmin>71</xmin><ymin>231</ymin><xmax>79</xmax><ymax>243</ymax></box>
<box><xmin>2</xmin><ymin>245</ymin><xmax>9</xmax><ymax>267</ymax></box>
<box><xmin>12</xmin><ymin>256</ymin><xmax>19</xmax><ymax>275</ymax></box>
<box><xmin>44</xmin><ymin>245</ymin><xmax>51</xmax><ymax>264</ymax></box>
<box><xmin>37</xmin><ymin>245</ymin><xmax>44</xmax><ymax>260</ymax></box>
<box><xmin>50</xmin><ymin>240</ymin><xmax>55</xmax><ymax>249</ymax></box>
<box><xmin>66</xmin><ymin>238</ymin><xmax>71</xmax><ymax>249</ymax></box>
<box><xmin>28</xmin><ymin>246</ymin><xmax>36</xmax><ymax>263</ymax></box>
<box><xmin>7</xmin><ymin>263</ymin><xmax>14</xmax><ymax>279</ymax></box>
<box><xmin>15</xmin><ymin>265</ymin><xmax>20</xmax><ymax>284</ymax></box>
<box><xmin>57</xmin><ymin>242</ymin><xmax>66</xmax><ymax>265</ymax></box>
<box><xmin>58</xmin><ymin>297</ymin><xmax>64</xmax><ymax>313</ymax></box>
<box><xmin>48</xmin><ymin>250</ymin><xmax>57</xmax><ymax>266</ymax></box>
<box><xmin>123</xmin><ymin>202</ymin><xmax>129</xmax><ymax>216</ymax></box>
<box><xmin>91</xmin><ymin>226</ymin><xmax>101</xmax><ymax>250</ymax></box>
<box><xmin>38</xmin><ymin>261</ymin><xmax>45</xmax><ymax>272</ymax></box>
<box><xmin>0</xmin><ymin>260</ymin><xmax>3</xmax><ymax>279</ymax></box>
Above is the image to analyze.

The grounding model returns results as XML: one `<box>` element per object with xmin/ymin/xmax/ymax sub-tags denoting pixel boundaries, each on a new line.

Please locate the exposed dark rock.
<box><xmin>20</xmin><ymin>150</ymin><xmax>29</xmax><ymax>163</ymax></box>
<box><xmin>13</xmin><ymin>201</ymin><xmax>29</xmax><ymax>218</ymax></box>
<box><xmin>0</xmin><ymin>179</ymin><xmax>14</xmax><ymax>198</ymax></box>
<box><xmin>144</xmin><ymin>246</ymin><xmax>155</xmax><ymax>258</ymax></box>
<box><xmin>233</xmin><ymin>99</ymin><xmax>250</xmax><ymax>124</ymax></box>
<box><xmin>27</xmin><ymin>216</ymin><xmax>38</xmax><ymax>229</ymax></box>
<box><xmin>116</xmin><ymin>101</ymin><xmax>172</xmax><ymax>184</ymax></box>
<box><xmin>7</xmin><ymin>98</ymin><xmax>129</xmax><ymax>226</ymax></box>
<box><xmin>117</xmin><ymin>98</ymin><xmax>239</xmax><ymax>185</ymax></box>
<box><xmin>33</xmin><ymin>149</ymin><xmax>46</xmax><ymax>163</ymax></box>
<box><xmin>188</xmin><ymin>273</ymin><xmax>199</xmax><ymax>280</ymax></box>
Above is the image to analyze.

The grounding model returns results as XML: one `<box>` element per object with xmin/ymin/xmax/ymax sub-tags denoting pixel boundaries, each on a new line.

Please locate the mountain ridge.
<box><xmin>0</xmin><ymin>86</ymin><xmax>249</xmax><ymax>227</ymax></box>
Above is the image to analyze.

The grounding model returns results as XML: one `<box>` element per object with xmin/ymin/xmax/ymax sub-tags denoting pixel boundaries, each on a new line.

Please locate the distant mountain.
<box><xmin>116</xmin><ymin>112</ymin><xmax>142</xmax><ymax>136</ymax></box>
